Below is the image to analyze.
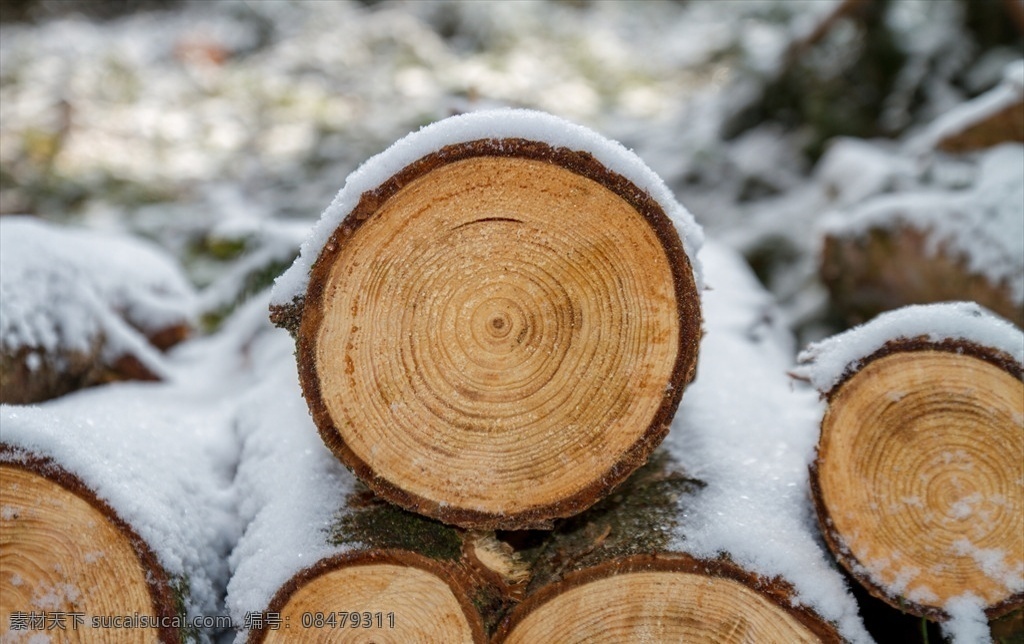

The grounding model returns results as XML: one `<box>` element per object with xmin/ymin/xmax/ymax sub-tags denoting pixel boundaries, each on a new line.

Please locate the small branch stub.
<box><xmin>281</xmin><ymin>133</ymin><xmax>701</xmax><ymax>530</ymax></box>
<box><xmin>812</xmin><ymin>340</ymin><xmax>1024</xmax><ymax>623</ymax></box>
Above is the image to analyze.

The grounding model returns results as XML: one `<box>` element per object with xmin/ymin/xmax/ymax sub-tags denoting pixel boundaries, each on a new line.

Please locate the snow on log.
<box><xmin>820</xmin><ymin>144</ymin><xmax>1024</xmax><ymax>328</ymax></box>
<box><xmin>911</xmin><ymin>60</ymin><xmax>1024</xmax><ymax>154</ymax></box>
<box><xmin>268</xmin><ymin>109</ymin><xmax>704</xmax><ymax>530</ymax></box>
<box><xmin>493</xmin><ymin>242</ymin><xmax>870</xmax><ymax>643</ymax></box>
<box><xmin>0</xmin><ymin>217</ymin><xmax>196</xmax><ymax>404</ymax></box>
<box><xmin>794</xmin><ymin>302</ymin><xmax>1024</xmax><ymax>639</ymax></box>
<box><xmin>227</xmin><ymin>330</ymin><xmax>505</xmax><ymax>643</ymax></box>
<box><xmin>0</xmin><ymin>383</ymin><xmax>237</xmax><ymax>642</ymax></box>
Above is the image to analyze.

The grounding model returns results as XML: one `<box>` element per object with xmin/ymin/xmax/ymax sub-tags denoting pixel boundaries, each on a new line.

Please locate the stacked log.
<box><xmin>815</xmin><ymin>99</ymin><xmax>1024</xmax><ymax>329</ymax></box>
<box><xmin>0</xmin><ymin>216</ymin><xmax>195</xmax><ymax>404</ymax></box>
<box><xmin>269</xmin><ymin>109</ymin><xmax>704</xmax><ymax>530</ymax></box>
<box><xmin>241</xmin><ymin>111</ymin><xmax>872</xmax><ymax>640</ymax></box>
<box><xmin>0</xmin><ymin>382</ymin><xmax>237</xmax><ymax>642</ymax></box>
<box><xmin>795</xmin><ymin>302</ymin><xmax>1024</xmax><ymax>640</ymax></box>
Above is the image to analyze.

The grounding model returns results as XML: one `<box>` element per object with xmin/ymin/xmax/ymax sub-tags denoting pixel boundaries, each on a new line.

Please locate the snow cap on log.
<box><xmin>793</xmin><ymin>301</ymin><xmax>1024</xmax><ymax>396</ymax></box>
<box><xmin>0</xmin><ymin>216</ymin><xmax>196</xmax><ymax>403</ymax></box>
<box><xmin>270</xmin><ymin>108</ymin><xmax>703</xmax><ymax>310</ymax></box>
<box><xmin>268</xmin><ymin>108</ymin><xmax>704</xmax><ymax>530</ymax></box>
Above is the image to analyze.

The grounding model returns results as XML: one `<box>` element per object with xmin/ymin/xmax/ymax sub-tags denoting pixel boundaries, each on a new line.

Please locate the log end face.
<box><xmin>251</xmin><ymin>552</ymin><xmax>486</xmax><ymax>644</ymax></box>
<box><xmin>494</xmin><ymin>556</ymin><xmax>840</xmax><ymax>644</ymax></box>
<box><xmin>297</xmin><ymin>142</ymin><xmax>701</xmax><ymax>530</ymax></box>
<box><xmin>0</xmin><ymin>462</ymin><xmax>175</xmax><ymax>642</ymax></box>
<box><xmin>814</xmin><ymin>349</ymin><xmax>1024</xmax><ymax>619</ymax></box>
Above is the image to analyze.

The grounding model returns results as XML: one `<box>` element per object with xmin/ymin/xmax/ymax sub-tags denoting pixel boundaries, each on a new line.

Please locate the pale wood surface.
<box><xmin>0</xmin><ymin>465</ymin><xmax>159</xmax><ymax>643</ymax></box>
<box><xmin>817</xmin><ymin>350</ymin><xmax>1024</xmax><ymax>615</ymax></box>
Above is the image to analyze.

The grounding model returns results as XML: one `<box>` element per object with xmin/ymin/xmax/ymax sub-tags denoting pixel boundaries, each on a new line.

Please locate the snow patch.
<box><xmin>225</xmin><ymin>327</ymin><xmax>358</xmax><ymax>640</ymax></box>
<box><xmin>793</xmin><ymin>301</ymin><xmax>1024</xmax><ymax>394</ymax></box>
<box><xmin>664</xmin><ymin>241</ymin><xmax>870</xmax><ymax>643</ymax></box>
<box><xmin>942</xmin><ymin>594</ymin><xmax>991</xmax><ymax>644</ymax></box>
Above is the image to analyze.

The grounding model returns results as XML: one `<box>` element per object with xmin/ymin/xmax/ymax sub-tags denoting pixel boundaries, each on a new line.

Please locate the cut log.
<box><xmin>0</xmin><ymin>451</ymin><xmax>178</xmax><ymax>642</ymax></box>
<box><xmin>491</xmin><ymin>453</ymin><xmax>842</xmax><ymax>643</ymax></box>
<box><xmin>0</xmin><ymin>217</ymin><xmax>196</xmax><ymax>404</ymax></box>
<box><xmin>227</xmin><ymin>346</ymin><xmax>513</xmax><ymax>643</ymax></box>
<box><xmin>269</xmin><ymin>109</ymin><xmax>703</xmax><ymax>530</ymax></box>
<box><xmin>0</xmin><ymin>382</ymin><xmax>236</xmax><ymax>643</ymax></box>
<box><xmin>819</xmin><ymin>145</ymin><xmax>1024</xmax><ymax>329</ymax></box>
<box><xmin>795</xmin><ymin>303</ymin><xmax>1024</xmax><ymax>630</ymax></box>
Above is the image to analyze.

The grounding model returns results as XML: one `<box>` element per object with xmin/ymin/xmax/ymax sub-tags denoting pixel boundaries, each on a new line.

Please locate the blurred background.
<box><xmin>1</xmin><ymin>0</ymin><xmax>1021</xmax><ymax>341</ymax></box>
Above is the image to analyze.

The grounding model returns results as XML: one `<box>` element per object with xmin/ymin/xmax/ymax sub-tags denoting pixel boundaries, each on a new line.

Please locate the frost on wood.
<box><xmin>0</xmin><ymin>216</ymin><xmax>196</xmax><ymax>403</ymax></box>
<box><xmin>269</xmin><ymin>108</ymin><xmax>704</xmax><ymax>530</ymax></box>
<box><xmin>819</xmin><ymin>143</ymin><xmax>1024</xmax><ymax>327</ymax></box>
<box><xmin>796</xmin><ymin>302</ymin><xmax>1023</xmax><ymax>637</ymax></box>
<box><xmin>226</xmin><ymin>330</ymin><xmax>490</xmax><ymax>643</ymax></box>
<box><xmin>0</xmin><ymin>381</ymin><xmax>238</xmax><ymax>642</ymax></box>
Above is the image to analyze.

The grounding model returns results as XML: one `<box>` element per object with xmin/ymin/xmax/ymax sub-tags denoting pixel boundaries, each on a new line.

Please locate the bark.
<box><xmin>491</xmin><ymin>452</ymin><xmax>844</xmax><ymax>643</ymax></box>
<box><xmin>811</xmin><ymin>338</ymin><xmax>1024</xmax><ymax>628</ymax></box>
<box><xmin>0</xmin><ymin>447</ymin><xmax>183</xmax><ymax>643</ymax></box>
<box><xmin>821</xmin><ymin>226</ymin><xmax>1023</xmax><ymax>329</ymax></box>
<box><xmin>272</xmin><ymin>137</ymin><xmax>701</xmax><ymax>530</ymax></box>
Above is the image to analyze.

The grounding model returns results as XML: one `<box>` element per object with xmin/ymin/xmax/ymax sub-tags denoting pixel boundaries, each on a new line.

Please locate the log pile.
<box><xmin>7</xmin><ymin>109</ymin><xmax>1020</xmax><ymax>643</ymax></box>
<box><xmin>246</xmin><ymin>111</ymin><xmax>863</xmax><ymax>641</ymax></box>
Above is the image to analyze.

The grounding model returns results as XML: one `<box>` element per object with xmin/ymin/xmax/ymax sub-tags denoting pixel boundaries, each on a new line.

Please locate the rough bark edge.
<box><xmin>0</xmin><ymin>444</ymin><xmax>180</xmax><ymax>643</ymax></box>
<box><xmin>247</xmin><ymin>549</ymin><xmax>488</xmax><ymax>644</ymax></box>
<box><xmin>821</xmin><ymin>337</ymin><xmax>1023</xmax><ymax>403</ymax></box>
<box><xmin>490</xmin><ymin>553</ymin><xmax>843</xmax><ymax>643</ymax></box>
<box><xmin>809</xmin><ymin>339</ymin><xmax>1024</xmax><ymax>622</ymax></box>
<box><xmin>282</xmin><ymin>137</ymin><xmax>702</xmax><ymax>530</ymax></box>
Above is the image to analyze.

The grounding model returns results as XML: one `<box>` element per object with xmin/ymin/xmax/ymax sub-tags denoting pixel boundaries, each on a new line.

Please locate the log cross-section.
<box><xmin>0</xmin><ymin>450</ymin><xmax>179</xmax><ymax>643</ymax></box>
<box><xmin>283</xmin><ymin>138</ymin><xmax>701</xmax><ymax>530</ymax></box>
<box><xmin>812</xmin><ymin>340</ymin><xmax>1024</xmax><ymax>623</ymax></box>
